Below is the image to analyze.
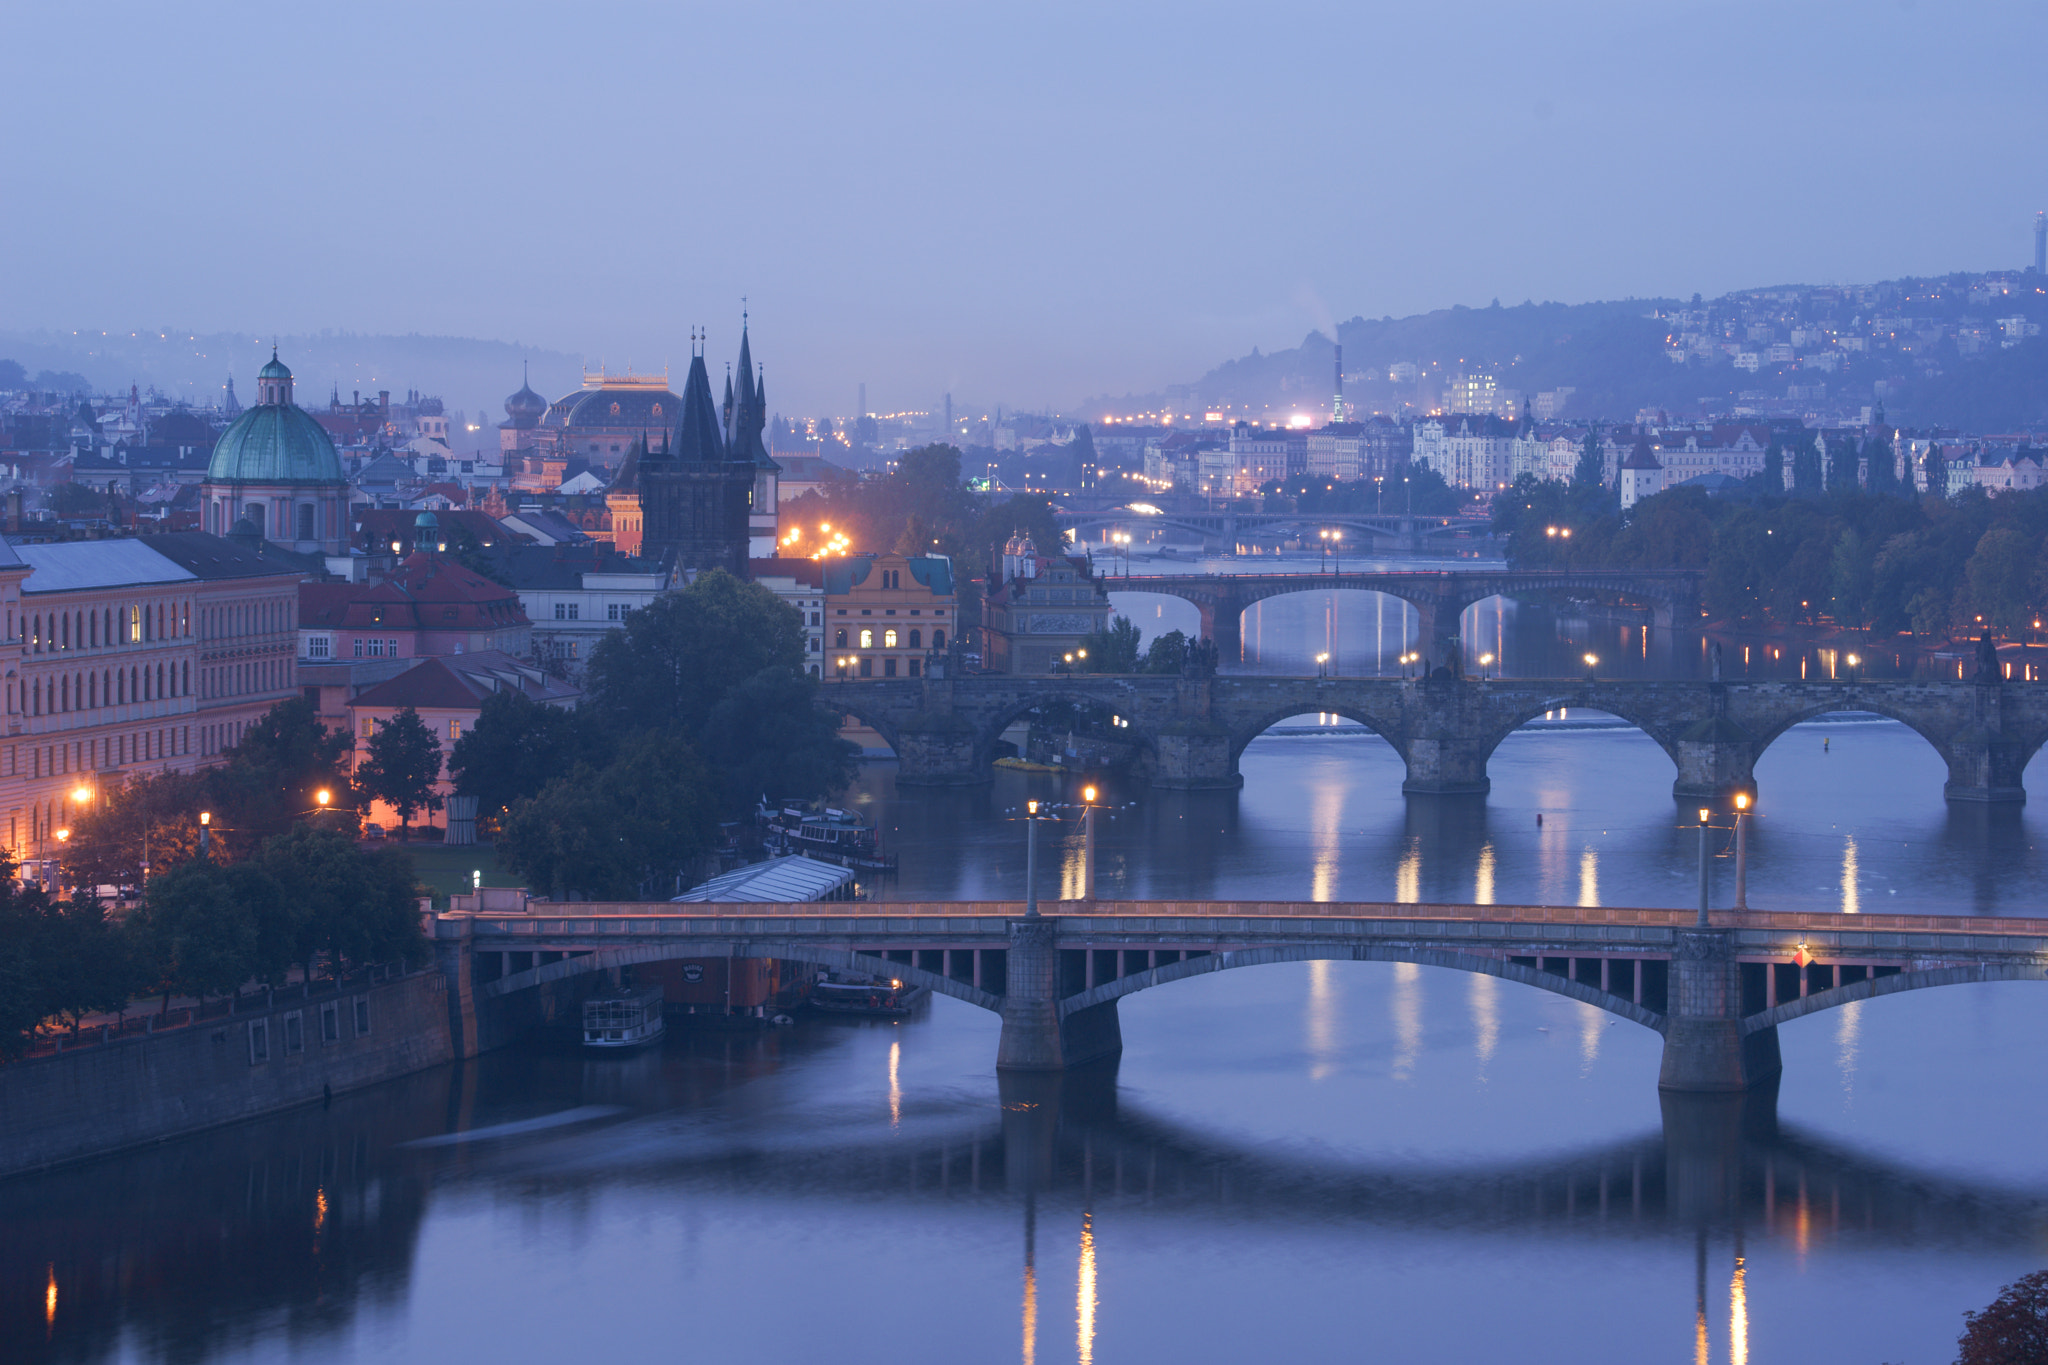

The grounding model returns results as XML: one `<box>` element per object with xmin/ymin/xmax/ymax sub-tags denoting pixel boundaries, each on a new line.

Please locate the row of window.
<box><xmin>836</xmin><ymin>607</ymin><xmax>946</xmax><ymax>617</ymax></box>
<box><xmin>358</xmin><ymin>715</ymin><xmax>464</xmax><ymax>741</ymax></box>
<box><xmin>204</xmin><ymin>659</ymin><xmax>285</xmax><ymax>698</ymax></box>
<box><xmin>18</xmin><ymin>660</ymin><xmax>188</xmax><ymax>715</ymax></box>
<box><xmin>549</xmin><ymin>602</ymin><xmax>641</xmax><ymax>621</ymax></box>
<box><xmin>833</xmin><ymin>627</ymin><xmax>944</xmax><ymax>650</ymax></box>
<box><xmin>14</xmin><ymin>725</ymin><xmax>185</xmax><ymax>786</ymax></box>
<box><xmin>836</xmin><ymin>656</ymin><xmax>924</xmax><ymax>678</ymax></box>
<box><xmin>20</xmin><ymin>598</ymin><xmax>291</xmax><ymax>656</ymax></box>
<box><xmin>248</xmin><ymin>996</ymin><xmax>372</xmax><ymax>1064</ymax></box>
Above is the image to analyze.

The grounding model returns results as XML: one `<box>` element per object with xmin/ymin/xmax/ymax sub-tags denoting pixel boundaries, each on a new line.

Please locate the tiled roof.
<box><xmin>351</xmin><ymin>650</ymin><xmax>578</xmax><ymax>711</ymax></box>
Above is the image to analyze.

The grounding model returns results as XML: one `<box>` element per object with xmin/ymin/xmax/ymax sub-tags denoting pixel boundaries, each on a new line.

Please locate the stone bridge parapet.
<box><xmin>831</xmin><ymin>673</ymin><xmax>2048</xmax><ymax>802</ymax></box>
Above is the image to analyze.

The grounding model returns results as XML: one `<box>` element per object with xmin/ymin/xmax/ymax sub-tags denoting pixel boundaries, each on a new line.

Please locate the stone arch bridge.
<box><xmin>1105</xmin><ymin>567</ymin><xmax>1705</xmax><ymax>662</ymax></box>
<box><xmin>433</xmin><ymin>900</ymin><xmax>2048</xmax><ymax>1094</ymax></box>
<box><xmin>1058</xmin><ymin>508</ymin><xmax>1491</xmax><ymax>555</ymax></box>
<box><xmin>836</xmin><ymin>673</ymin><xmax>2048</xmax><ymax>802</ymax></box>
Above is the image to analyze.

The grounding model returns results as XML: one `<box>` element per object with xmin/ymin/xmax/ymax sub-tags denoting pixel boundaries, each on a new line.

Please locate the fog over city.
<box><xmin>6</xmin><ymin>0</ymin><xmax>2046</xmax><ymax>413</ymax></box>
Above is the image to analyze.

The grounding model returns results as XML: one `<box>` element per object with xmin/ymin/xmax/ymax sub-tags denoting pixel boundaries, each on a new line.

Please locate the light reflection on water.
<box><xmin>10</xmin><ymin>693</ymin><xmax>2048</xmax><ymax>1365</ymax></box>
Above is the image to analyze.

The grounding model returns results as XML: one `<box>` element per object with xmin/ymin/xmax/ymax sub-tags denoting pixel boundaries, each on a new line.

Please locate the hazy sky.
<box><xmin>6</xmin><ymin>0</ymin><xmax>2045</xmax><ymax>415</ymax></box>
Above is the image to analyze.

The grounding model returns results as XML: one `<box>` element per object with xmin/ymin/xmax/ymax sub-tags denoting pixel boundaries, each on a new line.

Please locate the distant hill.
<box><xmin>1084</xmin><ymin>271</ymin><xmax>2048</xmax><ymax>431</ymax></box>
<box><xmin>0</xmin><ymin>328</ymin><xmax>584</xmax><ymax>433</ymax></box>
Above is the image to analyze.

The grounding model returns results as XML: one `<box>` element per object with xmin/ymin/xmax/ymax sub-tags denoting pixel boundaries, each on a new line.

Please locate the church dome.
<box><xmin>504</xmin><ymin>378</ymin><xmax>548</xmax><ymax>420</ymax></box>
<box><xmin>257</xmin><ymin>354</ymin><xmax>292</xmax><ymax>381</ymax></box>
<box><xmin>207</xmin><ymin>397</ymin><xmax>345</xmax><ymax>485</ymax></box>
<box><xmin>544</xmin><ymin>379</ymin><xmax>683</xmax><ymax>432</ymax></box>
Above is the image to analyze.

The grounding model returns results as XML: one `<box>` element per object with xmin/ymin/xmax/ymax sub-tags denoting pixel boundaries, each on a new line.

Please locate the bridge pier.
<box><xmin>431</xmin><ymin>913</ymin><xmax>481</xmax><ymax>1061</ymax></box>
<box><xmin>1399</xmin><ymin>678</ymin><xmax>1492</xmax><ymax>795</ymax></box>
<box><xmin>895</xmin><ymin>711</ymin><xmax>986</xmax><ymax>785</ymax></box>
<box><xmin>1672</xmin><ymin>708</ymin><xmax>1759</xmax><ymax>804</ymax></box>
<box><xmin>996</xmin><ymin>917</ymin><xmax>1123</xmax><ymax>1071</ymax></box>
<box><xmin>1153</xmin><ymin>722</ymin><xmax>1241</xmax><ymax>789</ymax></box>
<box><xmin>1658</xmin><ymin>929</ymin><xmax>1780</xmax><ymax>1093</ymax></box>
<box><xmin>1942</xmin><ymin>687</ymin><xmax>2031</xmax><ymax>803</ymax></box>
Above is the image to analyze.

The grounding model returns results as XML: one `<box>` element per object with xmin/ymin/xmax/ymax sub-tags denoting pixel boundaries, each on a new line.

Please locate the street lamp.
<box><xmin>1319</xmin><ymin>527</ymin><xmax>1332</xmax><ymax>573</ymax></box>
<box><xmin>1315</xmin><ymin>650</ymin><xmax>1330</xmax><ymax>678</ymax></box>
<box><xmin>1844</xmin><ymin>652</ymin><xmax>1860</xmax><ymax>682</ymax></box>
<box><xmin>1583</xmin><ymin>651</ymin><xmax>1600</xmax><ymax>679</ymax></box>
<box><xmin>199</xmin><ymin>810</ymin><xmax>211</xmax><ymax>857</ymax></box>
<box><xmin>1732</xmin><ymin>792</ymin><xmax>1751</xmax><ymax>910</ymax></box>
<box><xmin>1024</xmin><ymin>798</ymin><xmax>1044</xmax><ymax>918</ymax></box>
<box><xmin>1478</xmin><ymin>651</ymin><xmax>1495</xmax><ymax>681</ymax></box>
<box><xmin>1696</xmin><ymin>807</ymin><xmax>1712</xmax><ymax>926</ymax></box>
<box><xmin>1079</xmin><ymin>784</ymin><xmax>1100</xmax><ymax>902</ymax></box>
<box><xmin>1331</xmin><ymin>529</ymin><xmax>1342</xmax><ymax>573</ymax></box>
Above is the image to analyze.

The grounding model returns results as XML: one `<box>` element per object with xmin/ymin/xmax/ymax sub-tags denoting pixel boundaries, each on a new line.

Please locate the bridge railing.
<box><xmin>448</xmin><ymin>900</ymin><xmax>2048</xmax><ymax>939</ymax></box>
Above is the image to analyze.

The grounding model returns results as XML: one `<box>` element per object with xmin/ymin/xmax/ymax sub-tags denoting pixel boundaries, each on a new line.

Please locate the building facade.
<box><xmin>980</xmin><ymin>537</ymin><xmax>1110</xmax><ymax>675</ymax></box>
<box><xmin>822</xmin><ymin>552</ymin><xmax>956</xmax><ymax>678</ymax></box>
<box><xmin>0</xmin><ymin>532</ymin><xmax>302</xmax><ymax>862</ymax></box>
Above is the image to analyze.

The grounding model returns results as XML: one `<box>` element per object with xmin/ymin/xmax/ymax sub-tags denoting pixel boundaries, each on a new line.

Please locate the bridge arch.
<box><xmin>1056</xmin><ymin>943</ymin><xmax>1667</xmax><ymax>1032</ymax></box>
<box><xmin>971</xmin><ymin>688</ymin><xmax>1161</xmax><ymax>771</ymax></box>
<box><xmin>1747</xmin><ymin>697</ymin><xmax>1986</xmax><ymax>774</ymax></box>
<box><xmin>1742</xmin><ymin>961</ymin><xmax>2048</xmax><ymax>1033</ymax></box>
<box><xmin>1225</xmin><ymin>701</ymin><xmax>1407</xmax><ymax>771</ymax></box>
<box><xmin>825</xmin><ymin>694</ymin><xmax>906</xmax><ymax>759</ymax></box>
<box><xmin>1475</xmin><ymin>693</ymin><xmax>1690</xmax><ymax>779</ymax></box>
<box><xmin>476</xmin><ymin>940</ymin><xmax>1004</xmax><ymax>1013</ymax></box>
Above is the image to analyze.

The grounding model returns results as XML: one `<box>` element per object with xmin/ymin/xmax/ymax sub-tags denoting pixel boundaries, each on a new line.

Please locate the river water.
<box><xmin>8</xmin><ymin>559</ymin><xmax>2048</xmax><ymax>1365</ymax></box>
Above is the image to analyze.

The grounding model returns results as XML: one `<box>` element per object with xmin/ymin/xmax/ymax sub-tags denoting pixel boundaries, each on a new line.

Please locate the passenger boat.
<box><xmin>807</xmin><ymin>974</ymin><xmax>930</xmax><ymax>1017</ymax></box>
<box><xmin>757</xmin><ymin>800</ymin><xmax>899</xmax><ymax>872</ymax></box>
<box><xmin>582</xmin><ymin>984</ymin><xmax>666</xmax><ymax>1051</ymax></box>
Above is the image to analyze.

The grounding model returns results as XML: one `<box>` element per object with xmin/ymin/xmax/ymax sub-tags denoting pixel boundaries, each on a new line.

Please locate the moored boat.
<box><xmin>807</xmin><ymin>974</ymin><xmax>930</xmax><ymax>1017</ymax></box>
<box><xmin>582</xmin><ymin>984</ymin><xmax>666</xmax><ymax>1051</ymax></box>
<box><xmin>757</xmin><ymin>799</ymin><xmax>899</xmax><ymax>872</ymax></box>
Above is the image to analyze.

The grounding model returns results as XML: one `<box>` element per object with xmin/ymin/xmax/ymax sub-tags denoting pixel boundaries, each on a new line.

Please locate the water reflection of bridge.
<box><xmin>8</xmin><ymin>1044</ymin><xmax>2043</xmax><ymax>1365</ymax></box>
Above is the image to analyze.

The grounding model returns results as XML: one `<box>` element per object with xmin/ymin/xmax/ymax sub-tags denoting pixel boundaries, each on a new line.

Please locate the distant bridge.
<box><xmin>434</xmin><ymin>900</ymin><xmax>2048</xmax><ymax>1093</ymax></box>
<box><xmin>1099</xmin><ymin>566</ymin><xmax>1703</xmax><ymax>660</ymax></box>
<box><xmin>1057</xmin><ymin>507</ymin><xmax>1491</xmax><ymax>552</ymax></box>
<box><xmin>831</xmin><ymin>673</ymin><xmax>2045</xmax><ymax>801</ymax></box>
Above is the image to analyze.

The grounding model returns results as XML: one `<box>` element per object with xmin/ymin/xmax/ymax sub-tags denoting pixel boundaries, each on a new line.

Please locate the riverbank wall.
<box><xmin>0</xmin><ymin>968</ymin><xmax>452</xmax><ymax>1179</ymax></box>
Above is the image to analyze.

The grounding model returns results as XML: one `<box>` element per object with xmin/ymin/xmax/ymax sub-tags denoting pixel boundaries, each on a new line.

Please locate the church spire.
<box><xmin>672</xmin><ymin>350</ymin><xmax>725</xmax><ymax>463</ymax></box>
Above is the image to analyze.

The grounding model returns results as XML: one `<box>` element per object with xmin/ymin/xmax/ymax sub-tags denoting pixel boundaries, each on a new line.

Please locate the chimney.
<box><xmin>6</xmin><ymin>489</ymin><xmax>20</xmax><ymax>534</ymax></box>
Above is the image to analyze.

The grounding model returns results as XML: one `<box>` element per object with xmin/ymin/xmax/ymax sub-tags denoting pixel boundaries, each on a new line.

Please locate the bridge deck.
<box><xmin>457</xmin><ymin>900</ymin><xmax>2048</xmax><ymax>940</ymax></box>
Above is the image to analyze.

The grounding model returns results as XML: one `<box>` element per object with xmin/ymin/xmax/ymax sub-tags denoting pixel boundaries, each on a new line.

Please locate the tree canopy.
<box><xmin>353</xmin><ymin>707</ymin><xmax>444</xmax><ymax>837</ymax></box>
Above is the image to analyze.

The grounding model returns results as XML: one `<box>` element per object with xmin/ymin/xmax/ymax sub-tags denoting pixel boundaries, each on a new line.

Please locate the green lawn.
<box><xmin>398</xmin><ymin>844</ymin><xmax>522</xmax><ymax>904</ymax></box>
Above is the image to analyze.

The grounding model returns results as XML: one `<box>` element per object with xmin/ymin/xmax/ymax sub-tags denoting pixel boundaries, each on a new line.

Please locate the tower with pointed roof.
<box><xmin>721</xmin><ymin>317</ymin><xmax>782</xmax><ymax>556</ymax></box>
<box><xmin>628</xmin><ymin>332</ymin><xmax>757</xmax><ymax>578</ymax></box>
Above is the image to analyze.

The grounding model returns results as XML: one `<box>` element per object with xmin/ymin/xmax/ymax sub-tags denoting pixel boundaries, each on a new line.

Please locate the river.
<box><xmin>6</xmin><ymin>560</ymin><xmax>2047</xmax><ymax>1364</ymax></box>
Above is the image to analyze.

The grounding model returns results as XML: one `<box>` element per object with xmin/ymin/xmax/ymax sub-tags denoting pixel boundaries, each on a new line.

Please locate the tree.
<box><xmin>450</xmin><ymin>690</ymin><xmax>597</xmax><ymax>819</ymax></box>
<box><xmin>139</xmin><ymin>860</ymin><xmax>274</xmax><ymax>1000</ymax></box>
<box><xmin>1792</xmin><ymin>435</ymin><xmax>1823</xmax><ymax>494</ymax></box>
<box><xmin>497</xmin><ymin>733</ymin><xmax>719</xmax><ymax>899</ymax></box>
<box><xmin>697</xmin><ymin>668</ymin><xmax>859</xmax><ymax>811</ymax></box>
<box><xmin>1829</xmin><ymin>435</ymin><xmax>1861</xmax><ymax>489</ymax></box>
<box><xmin>1068</xmin><ymin>424</ymin><xmax>1099</xmax><ymax>487</ymax></box>
<box><xmin>61</xmin><ymin>769</ymin><xmax>212</xmax><ymax>892</ymax></box>
<box><xmin>211</xmin><ymin>697</ymin><xmax>354</xmax><ymax>843</ymax></box>
<box><xmin>584</xmin><ymin>569</ymin><xmax>805</xmax><ymax>735</ymax></box>
<box><xmin>1079</xmin><ymin>617</ymin><xmax>1143</xmax><ymax>673</ymax></box>
<box><xmin>1761</xmin><ymin>439</ymin><xmax>1785</xmax><ymax>491</ymax></box>
<box><xmin>1965</xmin><ymin>527</ymin><xmax>2037</xmax><ymax>636</ymax></box>
<box><xmin>1573</xmin><ymin>429</ymin><xmax>1605</xmax><ymax>488</ymax></box>
<box><xmin>1142</xmin><ymin>629</ymin><xmax>1189</xmax><ymax>674</ymax></box>
<box><xmin>32</xmin><ymin>898</ymin><xmax>145</xmax><ymax>1032</ymax></box>
<box><xmin>354</xmin><ymin>708</ymin><xmax>444</xmax><ymax>838</ymax></box>
<box><xmin>0</xmin><ymin>874</ymin><xmax>52</xmax><ymax>1056</ymax></box>
<box><xmin>257</xmin><ymin>824</ymin><xmax>425</xmax><ymax>974</ymax></box>
<box><xmin>1925</xmin><ymin>444</ymin><xmax>1948</xmax><ymax>498</ymax></box>
<box><xmin>1956</xmin><ymin>1269</ymin><xmax>2048</xmax><ymax>1364</ymax></box>
<box><xmin>1866</xmin><ymin>433</ymin><xmax>1898</xmax><ymax>493</ymax></box>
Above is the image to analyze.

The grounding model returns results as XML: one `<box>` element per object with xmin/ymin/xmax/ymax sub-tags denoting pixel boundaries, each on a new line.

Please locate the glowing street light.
<box><xmin>1315</xmin><ymin>650</ymin><xmax>1330</xmax><ymax>677</ymax></box>
<box><xmin>1733</xmin><ymin>791</ymin><xmax>1752</xmax><ymax>910</ymax></box>
<box><xmin>1478</xmin><ymin>651</ymin><xmax>1495</xmax><ymax>680</ymax></box>
<box><xmin>1583</xmin><ymin>652</ymin><xmax>1600</xmax><ymax>679</ymax></box>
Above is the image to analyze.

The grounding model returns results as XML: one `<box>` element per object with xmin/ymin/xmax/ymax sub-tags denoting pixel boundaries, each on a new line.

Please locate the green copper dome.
<box><xmin>258</xmin><ymin>354</ymin><xmax>292</xmax><ymax>381</ymax></box>
<box><xmin>206</xmin><ymin>401</ymin><xmax>345</xmax><ymax>484</ymax></box>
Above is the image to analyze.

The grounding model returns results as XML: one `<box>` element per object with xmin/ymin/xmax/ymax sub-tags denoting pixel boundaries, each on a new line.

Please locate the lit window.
<box><xmin>883</xmin><ymin>629</ymin><xmax>898</xmax><ymax>648</ymax></box>
<box><xmin>360</xmin><ymin>718</ymin><xmax>374</xmax><ymax>738</ymax></box>
<box><xmin>860</xmin><ymin>629</ymin><xmax>874</xmax><ymax>648</ymax></box>
<box><xmin>449</xmin><ymin>720</ymin><xmax>461</xmax><ymax>740</ymax></box>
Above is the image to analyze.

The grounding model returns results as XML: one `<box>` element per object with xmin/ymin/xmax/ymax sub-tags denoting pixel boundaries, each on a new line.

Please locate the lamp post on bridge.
<box><xmin>1696</xmin><ymin>807</ymin><xmax>1712</xmax><ymax>926</ymax></box>
<box><xmin>1024</xmin><ymin>798</ymin><xmax>1043</xmax><ymax>918</ymax></box>
<box><xmin>1732</xmin><ymin>792</ymin><xmax>1751</xmax><ymax>911</ymax></box>
<box><xmin>1079</xmin><ymin>784</ymin><xmax>1099</xmax><ymax>902</ymax></box>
